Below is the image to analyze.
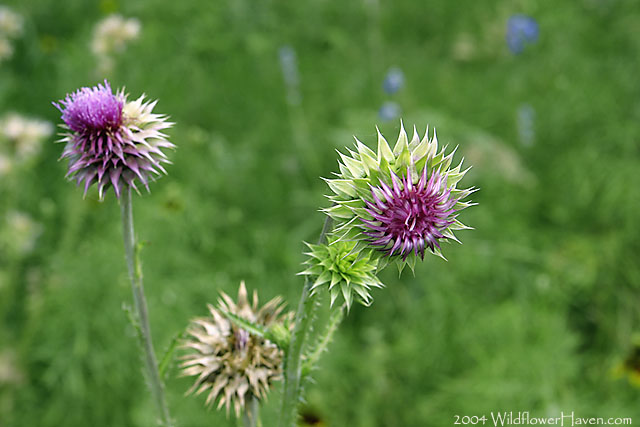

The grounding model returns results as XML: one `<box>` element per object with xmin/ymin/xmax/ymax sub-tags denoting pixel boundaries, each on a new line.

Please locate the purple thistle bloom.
<box><xmin>361</xmin><ymin>167</ymin><xmax>457</xmax><ymax>260</ymax></box>
<box><xmin>506</xmin><ymin>15</ymin><xmax>539</xmax><ymax>54</ymax></box>
<box><xmin>57</xmin><ymin>81</ymin><xmax>123</xmax><ymax>134</ymax></box>
<box><xmin>53</xmin><ymin>80</ymin><xmax>174</xmax><ymax>200</ymax></box>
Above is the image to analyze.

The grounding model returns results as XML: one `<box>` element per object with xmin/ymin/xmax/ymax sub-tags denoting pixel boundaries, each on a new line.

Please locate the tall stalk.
<box><xmin>279</xmin><ymin>216</ymin><xmax>333</xmax><ymax>427</ymax></box>
<box><xmin>121</xmin><ymin>186</ymin><xmax>173</xmax><ymax>426</ymax></box>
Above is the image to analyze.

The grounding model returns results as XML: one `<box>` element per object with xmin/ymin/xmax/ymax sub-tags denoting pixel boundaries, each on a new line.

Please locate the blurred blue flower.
<box><xmin>278</xmin><ymin>45</ymin><xmax>301</xmax><ymax>105</ymax></box>
<box><xmin>378</xmin><ymin>101</ymin><xmax>401</xmax><ymax>121</ymax></box>
<box><xmin>517</xmin><ymin>103</ymin><xmax>536</xmax><ymax>147</ymax></box>
<box><xmin>382</xmin><ymin>67</ymin><xmax>405</xmax><ymax>95</ymax></box>
<box><xmin>506</xmin><ymin>15</ymin><xmax>539</xmax><ymax>54</ymax></box>
<box><xmin>278</xmin><ymin>45</ymin><xmax>299</xmax><ymax>88</ymax></box>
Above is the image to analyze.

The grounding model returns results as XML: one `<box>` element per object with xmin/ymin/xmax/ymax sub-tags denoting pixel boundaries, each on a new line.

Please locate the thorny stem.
<box><xmin>303</xmin><ymin>304</ymin><xmax>345</xmax><ymax>376</ymax></box>
<box><xmin>279</xmin><ymin>216</ymin><xmax>333</xmax><ymax>427</ymax></box>
<box><xmin>121</xmin><ymin>186</ymin><xmax>173</xmax><ymax>427</ymax></box>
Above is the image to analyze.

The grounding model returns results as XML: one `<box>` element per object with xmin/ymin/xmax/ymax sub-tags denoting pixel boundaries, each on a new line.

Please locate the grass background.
<box><xmin>1</xmin><ymin>0</ymin><xmax>639</xmax><ymax>425</ymax></box>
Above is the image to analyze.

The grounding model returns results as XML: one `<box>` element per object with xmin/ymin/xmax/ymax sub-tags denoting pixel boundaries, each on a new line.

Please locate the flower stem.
<box><xmin>279</xmin><ymin>216</ymin><xmax>333</xmax><ymax>427</ymax></box>
<box><xmin>243</xmin><ymin>395</ymin><xmax>261</xmax><ymax>427</ymax></box>
<box><xmin>303</xmin><ymin>304</ymin><xmax>344</xmax><ymax>375</ymax></box>
<box><xmin>121</xmin><ymin>186</ymin><xmax>173</xmax><ymax>427</ymax></box>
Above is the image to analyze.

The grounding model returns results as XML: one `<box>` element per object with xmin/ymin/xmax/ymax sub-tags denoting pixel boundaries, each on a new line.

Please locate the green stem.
<box><xmin>303</xmin><ymin>305</ymin><xmax>344</xmax><ymax>376</ymax></box>
<box><xmin>121</xmin><ymin>186</ymin><xmax>173</xmax><ymax>427</ymax></box>
<box><xmin>279</xmin><ymin>216</ymin><xmax>333</xmax><ymax>427</ymax></box>
<box><xmin>243</xmin><ymin>395</ymin><xmax>261</xmax><ymax>427</ymax></box>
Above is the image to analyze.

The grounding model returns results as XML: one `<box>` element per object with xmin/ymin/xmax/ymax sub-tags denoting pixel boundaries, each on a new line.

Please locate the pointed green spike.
<box><xmin>352</xmin><ymin>285</ymin><xmax>372</xmax><ymax>304</ymax></box>
<box><xmin>443</xmin><ymin>229</ymin><xmax>461</xmax><ymax>244</ymax></box>
<box><xmin>339</xmin><ymin>152</ymin><xmax>365</xmax><ymax>177</ymax></box>
<box><xmin>340</xmin><ymin>282</ymin><xmax>353</xmax><ymax>310</ymax></box>
<box><xmin>396</xmin><ymin>142</ymin><xmax>412</xmax><ymax>170</ymax></box>
<box><xmin>431</xmin><ymin>247</ymin><xmax>448</xmax><ymax>261</ymax></box>
<box><xmin>376</xmin><ymin>126</ymin><xmax>394</xmax><ymax>162</ymax></box>
<box><xmin>393</xmin><ymin>121</ymin><xmax>409</xmax><ymax>155</ymax></box>
<box><xmin>359</xmin><ymin>150</ymin><xmax>379</xmax><ymax>175</ymax></box>
<box><xmin>409</xmin><ymin>125</ymin><xmax>421</xmax><ymax>150</ymax></box>
<box><xmin>329</xmin><ymin>288</ymin><xmax>340</xmax><ymax>307</ymax></box>
<box><xmin>355</xmin><ymin>137</ymin><xmax>377</xmax><ymax>160</ymax></box>
<box><xmin>406</xmin><ymin>255</ymin><xmax>417</xmax><ymax>273</ymax></box>
<box><xmin>396</xmin><ymin>259</ymin><xmax>405</xmax><ymax>276</ymax></box>
<box><xmin>411</xmin><ymin>131</ymin><xmax>432</xmax><ymax>164</ymax></box>
<box><xmin>325</xmin><ymin>179</ymin><xmax>357</xmax><ymax>197</ymax></box>
<box><xmin>329</xmin><ymin>272</ymin><xmax>341</xmax><ymax>290</ymax></box>
<box><xmin>311</xmin><ymin>271</ymin><xmax>332</xmax><ymax>290</ymax></box>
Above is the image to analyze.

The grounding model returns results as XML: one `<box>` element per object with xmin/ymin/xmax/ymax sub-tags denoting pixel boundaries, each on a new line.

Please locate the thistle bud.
<box><xmin>300</xmin><ymin>239</ymin><xmax>383</xmax><ymax>310</ymax></box>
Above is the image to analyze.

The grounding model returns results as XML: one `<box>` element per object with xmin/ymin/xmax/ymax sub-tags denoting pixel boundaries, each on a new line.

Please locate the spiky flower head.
<box><xmin>181</xmin><ymin>282</ymin><xmax>292</xmax><ymax>416</ymax></box>
<box><xmin>53</xmin><ymin>80</ymin><xmax>174</xmax><ymax>200</ymax></box>
<box><xmin>324</xmin><ymin>122</ymin><xmax>475</xmax><ymax>271</ymax></box>
<box><xmin>300</xmin><ymin>238</ymin><xmax>384</xmax><ymax>310</ymax></box>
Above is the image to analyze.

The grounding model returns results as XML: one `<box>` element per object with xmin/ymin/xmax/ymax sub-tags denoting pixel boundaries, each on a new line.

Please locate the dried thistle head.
<box><xmin>181</xmin><ymin>282</ymin><xmax>292</xmax><ymax>416</ymax></box>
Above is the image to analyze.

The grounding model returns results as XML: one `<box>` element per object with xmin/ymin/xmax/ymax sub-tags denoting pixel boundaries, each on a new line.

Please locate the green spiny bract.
<box><xmin>323</xmin><ymin>122</ymin><xmax>475</xmax><ymax>271</ymax></box>
<box><xmin>300</xmin><ymin>239</ymin><xmax>384</xmax><ymax>310</ymax></box>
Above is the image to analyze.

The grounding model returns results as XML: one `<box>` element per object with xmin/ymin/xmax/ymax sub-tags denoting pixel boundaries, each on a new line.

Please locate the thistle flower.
<box><xmin>0</xmin><ymin>37</ymin><xmax>12</xmax><ymax>63</ymax></box>
<box><xmin>324</xmin><ymin>123</ymin><xmax>475</xmax><ymax>270</ymax></box>
<box><xmin>300</xmin><ymin>238</ymin><xmax>384</xmax><ymax>309</ymax></box>
<box><xmin>53</xmin><ymin>80</ymin><xmax>174</xmax><ymax>199</ymax></box>
<box><xmin>91</xmin><ymin>14</ymin><xmax>141</xmax><ymax>74</ymax></box>
<box><xmin>1</xmin><ymin>210</ymin><xmax>42</xmax><ymax>256</ymax></box>
<box><xmin>0</xmin><ymin>113</ymin><xmax>53</xmax><ymax>161</ymax></box>
<box><xmin>0</xmin><ymin>6</ymin><xmax>23</xmax><ymax>39</ymax></box>
<box><xmin>363</xmin><ymin>167</ymin><xmax>456</xmax><ymax>260</ymax></box>
<box><xmin>91</xmin><ymin>14</ymin><xmax>140</xmax><ymax>57</ymax></box>
<box><xmin>181</xmin><ymin>282</ymin><xmax>292</xmax><ymax>416</ymax></box>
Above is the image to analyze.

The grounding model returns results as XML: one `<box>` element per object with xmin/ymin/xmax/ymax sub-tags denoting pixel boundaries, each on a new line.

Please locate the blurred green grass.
<box><xmin>1</xmin><ymin>0</ymin><xmax>639</xmax><ymax>425</ymax></box>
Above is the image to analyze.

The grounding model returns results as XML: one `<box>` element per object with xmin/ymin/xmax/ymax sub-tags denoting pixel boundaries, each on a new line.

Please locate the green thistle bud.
<box><xmin>300</xmin><ymin>239</ymin><xmax>384</xmax><ymax>310</ymax></box>
<box><xmin>323</xmin><ymin>122</ymin><xmax>475</xmax><ymax>271</ymax></box>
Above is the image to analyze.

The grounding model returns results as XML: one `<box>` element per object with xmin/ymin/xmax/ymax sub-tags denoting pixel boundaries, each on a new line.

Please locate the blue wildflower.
<box><xmin>517</xmin><ymin>104</ymin><xmax>535</xmax><ymax>147</ymax></box>
<box><xmin>378</xmin><ymin>101</ymin><xmax>401</xmax><ymax>121</ymax></box>
<box><xmin>506</xmin><ymin>15</ymin><xmax>539</xmax><ymax>54</ymax></box>
<box><xmin>278</xmin><ymin>45</ymin><xmax>299</xmax><ymax>88</ymax></box>
<box><xmin>382</xmin><ymin>67</ymin><xmax>405</xmax><ymax>95</ymax></box>
<box><xmin>278</xmin><ymin>45</ymin><xmax>301</xmax><ymax>106</ymax></box>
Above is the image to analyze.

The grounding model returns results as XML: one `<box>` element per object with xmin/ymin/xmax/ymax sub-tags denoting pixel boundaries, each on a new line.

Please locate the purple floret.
<box><xmin>361</xmin><ymin>167</ymin><xmax>458</xmax><ymax>260</ymax></box>
<box><xmin>55</xmin><ymin>80</ymin><xmax>123</xmax><ymax>134</ymax></box>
